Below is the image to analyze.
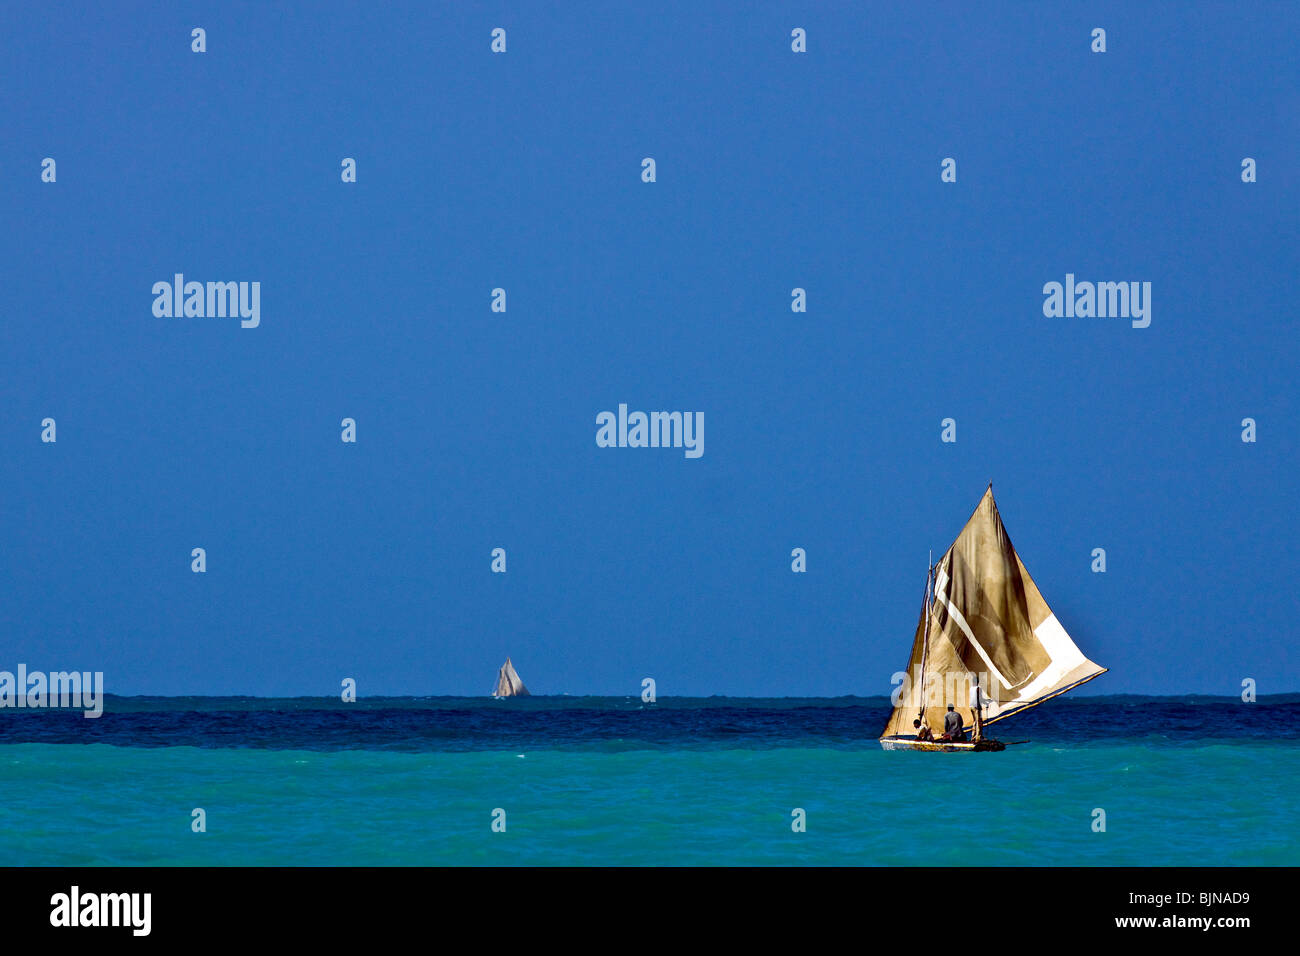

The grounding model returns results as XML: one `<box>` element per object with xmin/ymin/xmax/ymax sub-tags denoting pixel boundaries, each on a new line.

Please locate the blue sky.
<box><xmin>2</xmin><ymin>3</ymin><xmax>1296</xmax><ymax>696</ymax></box>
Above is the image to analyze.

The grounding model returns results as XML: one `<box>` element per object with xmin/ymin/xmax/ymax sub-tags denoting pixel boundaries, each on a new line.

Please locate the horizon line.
<box><xmin>83</xmin><ymin>691</ymin><xmax>1296</xmax><ymax>701</ymax></box>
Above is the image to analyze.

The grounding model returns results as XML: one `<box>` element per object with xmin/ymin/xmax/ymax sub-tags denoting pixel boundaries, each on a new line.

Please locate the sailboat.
<box><xmin>879</xmin><ymin>485</ymin><xmax>1106</xmax><ymax>752</ymax></box>
<box><xmin>492</xmin><ymin>657</ymin><xmax>530</xmax><ymax>698</ymax></box>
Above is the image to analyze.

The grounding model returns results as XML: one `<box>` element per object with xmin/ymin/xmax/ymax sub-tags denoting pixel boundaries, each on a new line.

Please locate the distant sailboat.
<box><xmin>880</xmin><ymin>485</ymin><xmax>1106</xmax><ymax>752</ymax></box>
<box><xmin>492</xmin><ymin>657</ymin><xmax>530</xmax><ymax>698</ymax></box>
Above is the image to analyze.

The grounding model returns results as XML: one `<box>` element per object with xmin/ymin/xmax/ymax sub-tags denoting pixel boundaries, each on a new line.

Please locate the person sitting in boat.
<box><xmin>937</xmin><ymin>704</ymin><xmax>966</xmax><ymax>742</ymax></box>
<box><xmin>912</xmin><ymin>717</ymin><xmax>933</xmax><ymax>741</ymax></box>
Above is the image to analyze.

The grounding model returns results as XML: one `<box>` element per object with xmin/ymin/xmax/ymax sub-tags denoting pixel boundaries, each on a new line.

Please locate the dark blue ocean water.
<box><xmin>2</xmin><ymin>696</ymin><xmax>1296</xmax><ymax>865</ymax></box>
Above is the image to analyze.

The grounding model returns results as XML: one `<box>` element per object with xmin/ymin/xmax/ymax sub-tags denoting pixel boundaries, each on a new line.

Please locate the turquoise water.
<box><xmin>2</xmin><ymin>697</ymin><xmax>1296</xmax><ymax>865</ymax></box>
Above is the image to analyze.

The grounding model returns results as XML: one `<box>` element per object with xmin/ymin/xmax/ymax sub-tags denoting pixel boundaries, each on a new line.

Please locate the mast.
<box><xmin>916</xmin><ymin>552</ymin><xmax>933</xmax><ymax>723</ymax></box>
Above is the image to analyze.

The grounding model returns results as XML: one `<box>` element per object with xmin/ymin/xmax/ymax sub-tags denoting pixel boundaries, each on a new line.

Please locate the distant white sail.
<box><xmin>881</xmin><ymin>486</ymin><xmax>1105</xmax><ymax>738</ymax></box>
<box><xmin>492</xmin><ymin>657</ymin><xmax>530</xmax><ymax>698</ymax></box>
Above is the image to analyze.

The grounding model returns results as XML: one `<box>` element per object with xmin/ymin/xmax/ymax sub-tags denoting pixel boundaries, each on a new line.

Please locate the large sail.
<box><xmin>880</xmin><ymin>486</ymin><xmax>1105</xmax><ymax>738</ymax></box>
<box><xmin>492</xmin><ymin>657</ymin><xmax>530</xmax><ymax>697</ymax></box>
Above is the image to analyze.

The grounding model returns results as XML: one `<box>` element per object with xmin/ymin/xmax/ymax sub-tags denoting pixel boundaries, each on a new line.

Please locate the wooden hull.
<box><xmin>879</xmin><ymin>736</ymin><xmax>1006</xmax><ymax>752</ymax></box>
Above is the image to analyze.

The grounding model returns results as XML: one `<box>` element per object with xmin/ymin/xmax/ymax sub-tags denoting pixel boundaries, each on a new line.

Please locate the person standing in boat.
<box><xmin>938</xmin><ymin>704</ymin><xmax>966</xmax><ymax>742</ymax></box>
